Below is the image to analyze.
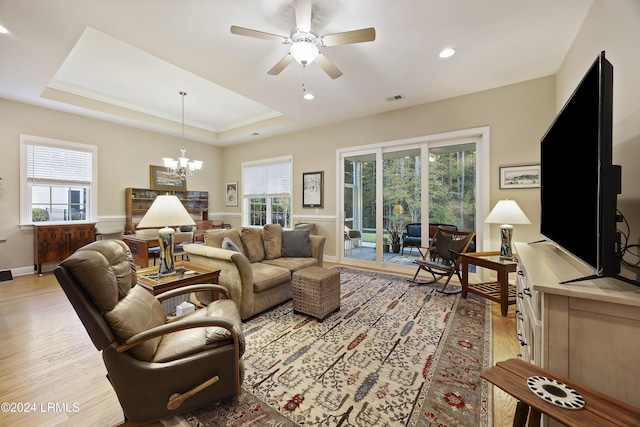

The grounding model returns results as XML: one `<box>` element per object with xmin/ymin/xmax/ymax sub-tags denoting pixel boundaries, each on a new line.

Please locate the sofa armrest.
<box><xmin>310</xmin><ymin>235</ymin><xmax>326</xmax><ymax>267</ymax></box>
<box><xmin>182</xmin><ymin>244</ymin><xmax>253</xmax><ymax>315</ymax></box>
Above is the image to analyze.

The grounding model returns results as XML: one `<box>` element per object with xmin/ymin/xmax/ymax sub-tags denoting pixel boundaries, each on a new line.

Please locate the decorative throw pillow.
<box><xmin>241</xmin><ymin>227</ymin><xmax>266</xmax><ymax>263</ymax></box>
<box><xmin>221</xmin><ymin>237</ymin><xmax>241</xmax><ymax>252</ymax></box>
<box><xmin>204</xmin><ymin>229</ymin><xmax>246</xmax><ymax>257</ymax></box>
<box><xmin>281</xmin><ymin>229</ymin><xmax>312</xmax><ymax>258</ymax></box>
<box><xmin>262</xmin><ymin>223</ymin><xmax>282</xmax><ymax>260</ymax></box>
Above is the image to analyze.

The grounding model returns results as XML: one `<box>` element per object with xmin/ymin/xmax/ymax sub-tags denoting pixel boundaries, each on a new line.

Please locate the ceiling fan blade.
<box><xmin>294</xmin><ymin>0</ymin><xmax>312</xmax><ymax>32</ymax></box>
<box><xmin>320</xmin><ymin>27</ymin><xmax>376</xmax><ymax>47</ymax></box>
<box><xmin>230</xmin><ymin>26</ymin><xmax>288</xmax><ymax>43</ymax></box>
<box><xmin>315</xmin><ymin>53</ymin><xmax>343</xmax><ymax>79</ymax></box>
<box><xmin>268</xmin><ymin>54</ymin><xmax>294</xmax><ymax>75</ymax></box>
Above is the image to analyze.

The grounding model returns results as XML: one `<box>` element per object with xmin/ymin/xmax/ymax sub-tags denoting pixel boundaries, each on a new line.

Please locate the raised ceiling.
<box><xmin>0</xmin><ymin>0</ymin><xmax>593</xmax><ymax>146</ymax></box>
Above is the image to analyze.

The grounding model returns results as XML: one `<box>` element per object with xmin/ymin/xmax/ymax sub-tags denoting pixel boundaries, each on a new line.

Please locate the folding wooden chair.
<box><xmin>409</xmin><ymin>227</ymin><xmax>475</xmax><ymax>294</ymax></box>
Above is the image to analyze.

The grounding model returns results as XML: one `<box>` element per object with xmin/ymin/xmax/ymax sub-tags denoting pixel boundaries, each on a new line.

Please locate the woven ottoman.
<box><xmin>292</xmin><ymin>266</ymin><xmax>340</xmax><ymax>321</ymax></box>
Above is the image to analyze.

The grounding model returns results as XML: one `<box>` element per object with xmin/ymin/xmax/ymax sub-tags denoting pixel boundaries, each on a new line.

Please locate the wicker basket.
<box><xmin>292</xmin><ymin>266</ymin><xmax>340</xmax><ymax>321</ymax></box>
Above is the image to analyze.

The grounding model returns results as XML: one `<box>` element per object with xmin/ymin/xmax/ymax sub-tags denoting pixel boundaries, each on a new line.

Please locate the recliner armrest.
<box><xmin>117</xmin><ymin>316</ymin><xmax>237</xmax><ymax>353</ymax></box>
<box><xmin>155</xmin><ymin>284</ymin><xmax>230</xmax><ymax>301</ymax></box>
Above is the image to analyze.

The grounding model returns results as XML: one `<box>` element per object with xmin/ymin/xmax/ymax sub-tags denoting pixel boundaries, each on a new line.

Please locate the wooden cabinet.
<box><xmin>514</xmin><ymin>241</ymin><xmax>640</xmax><ymax>421</ymax></box>
<box><xmin>125</xmin><ymin>188</ymin><xmax>209</xmax><ymax>234</ymax></box>
<box><xmin>34</xmin><ymin>223</ymin><xmax>96</xmax><ymax>274</ymax></box>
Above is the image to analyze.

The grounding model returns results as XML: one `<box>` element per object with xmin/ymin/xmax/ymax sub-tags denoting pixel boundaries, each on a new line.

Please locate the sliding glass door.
<box><xmin>339</xmin><ymin>136</ymin><xmax>481</xmax><ymax>272</ymax></box>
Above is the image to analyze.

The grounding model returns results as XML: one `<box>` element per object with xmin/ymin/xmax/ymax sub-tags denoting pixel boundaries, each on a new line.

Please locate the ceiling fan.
<box><xmin>230</xmin><ymin>0</ymin><xmax>376</xmax><ymax>79</ymax></box>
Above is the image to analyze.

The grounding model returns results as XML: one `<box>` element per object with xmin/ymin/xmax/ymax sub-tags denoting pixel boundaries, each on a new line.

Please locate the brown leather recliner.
<box><xmin>54</xmin><ymin>240</ymin><xmax>245</xmax><ymax>424</ymax></box>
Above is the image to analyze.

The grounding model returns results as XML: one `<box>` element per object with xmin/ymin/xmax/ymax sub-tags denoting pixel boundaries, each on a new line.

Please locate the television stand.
<box><xmin>513</xmin><ymin>240</ymin><xmax>640</xmax><ymax>421</ymax></box>
<box><xmin>560</xmin><ymin>272</ymin><xmax>639</xmax><ymax>286</ymax></box>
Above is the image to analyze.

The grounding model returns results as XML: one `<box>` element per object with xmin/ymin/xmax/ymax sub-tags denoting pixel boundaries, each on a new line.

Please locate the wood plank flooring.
<box><xmin>0</xmin><ymin>268</ymin><xmax>518</xmax><ymax>426</ymax></box>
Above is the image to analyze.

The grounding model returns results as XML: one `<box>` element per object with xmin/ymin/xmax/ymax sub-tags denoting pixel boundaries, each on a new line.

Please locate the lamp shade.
<box><xmin>485</xmin><ymin>199</ymin><xmax>531</xmax><ymax>225</ymax></box>
<box><xmin>137</xmin><ymin>195</ymin><xmax>196</xmax><ymax>228</ymax></box>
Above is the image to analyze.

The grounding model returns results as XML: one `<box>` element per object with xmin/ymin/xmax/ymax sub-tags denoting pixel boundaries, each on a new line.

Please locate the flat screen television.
<box><xmin>540</xmin><ymin>51</ymin><xmax>623</xmax><ymax>283</ymax></box>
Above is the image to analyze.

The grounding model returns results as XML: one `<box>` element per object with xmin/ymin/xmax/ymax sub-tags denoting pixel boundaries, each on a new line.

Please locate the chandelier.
<box><xmin>162</xmin><ymin>91</ymin><xmax>203</xmax><ymax>180</ymax></box>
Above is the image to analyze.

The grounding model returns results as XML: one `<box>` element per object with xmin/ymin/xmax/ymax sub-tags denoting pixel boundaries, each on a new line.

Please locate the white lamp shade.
<box><xmin>137</xmin><ymin>195</ymin><xmax>196</xmax><ymax>228</ymax></box>
<box><xmin>485</xmin><ymin>199</ymin><xmax>531</xmax><ymax>225</ymax></box>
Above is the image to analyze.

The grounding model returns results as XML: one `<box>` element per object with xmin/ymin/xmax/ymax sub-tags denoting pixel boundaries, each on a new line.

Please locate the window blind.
<box><xmin>242</xmin><ymin>159</ymin><xmax>291</xmax><ymax>196</ymax></box>
<box><xmin>27</xmin><ymin>144</ymin><xmax>93</xmax><ymax>183</ymax></box>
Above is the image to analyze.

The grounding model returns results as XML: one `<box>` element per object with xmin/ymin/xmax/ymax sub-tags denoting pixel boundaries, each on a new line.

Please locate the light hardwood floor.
<box><xmin>0</xmin><ymin>268</ymin><xmax>518</xmax><ymax>427</ymax></box>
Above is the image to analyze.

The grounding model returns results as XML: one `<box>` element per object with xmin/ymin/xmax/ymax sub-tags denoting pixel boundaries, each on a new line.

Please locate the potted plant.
<box><xmin>383</xmin><ymin>235</ymin><xmax>391</xmax><ymax>253</ymax></box>
<box><xmin>388</xmin><ymin>217</ymin><xmax>404</xmax><ymax>253</ymax></box>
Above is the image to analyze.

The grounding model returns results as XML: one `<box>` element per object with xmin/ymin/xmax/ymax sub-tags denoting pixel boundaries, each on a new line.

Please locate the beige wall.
<box><xmin>221</xmin><ymin>76</ymin><xmax>556</xmax><ymax>257</ymax></box>
<box><xmin>556</xmin><ymin>0</ymin><xmax>640</xmax><ymax>277</ymax></box>
<box><xmin>2</xmin><ymin>0</ymin><xmax>637</xmax><ymax>275</ymax></box>
<box><xmin>0</xmin><ymin>100</ymin><xmax>222</xmax><ymax>272</ymax></box>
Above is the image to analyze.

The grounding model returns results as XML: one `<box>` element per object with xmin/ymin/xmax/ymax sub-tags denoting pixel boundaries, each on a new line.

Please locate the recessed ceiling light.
<box><xmin>304</xmin><ymin>92</ymin><xmax>315</xmax><ymax>100</ymax></box>
<box><xmin>0</xmin><ymin>25</ymin><xmax>9</xmax><ymax>34</ymax></box>
<box><xmin>439</xmin><ymin>48</ymin><xmax>456</xmax><ymax>59</ymax></box>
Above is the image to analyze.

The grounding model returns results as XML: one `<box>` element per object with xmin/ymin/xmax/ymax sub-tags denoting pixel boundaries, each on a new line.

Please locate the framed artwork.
<box><xmin>302</xmin><ymin>171</ymin><xmax>324</xmax><ymax>208</ymax></box>
<box><xmin>225</xmin><ymin>181</ymin><xmax>238</xmax><ymax>206</ymax></box>
<box><xmin>499</xmin><ymin>164</ymin><xmax>540</xmax><ymax>189</ymax></box>
<box><xmin>149</xmin><ymin>165</ymin><xmax>187</xmax><ymax>190</ymax></box>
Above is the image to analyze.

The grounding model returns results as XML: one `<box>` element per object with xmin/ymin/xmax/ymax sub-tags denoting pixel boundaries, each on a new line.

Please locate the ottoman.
<box><xmin>291</xmin><ymin>266</ymin><xmax>340</xmax><ymax>321</ymax></box>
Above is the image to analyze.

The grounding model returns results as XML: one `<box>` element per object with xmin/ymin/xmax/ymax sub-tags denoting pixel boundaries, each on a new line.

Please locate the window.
<box><xmin>242</xmin><ymin>156</ymin><xmax>292</xmax><ymax>228</ymax></box>
<box><xmin>20</xmin><ymin>135</ymin><xmax>97</xmax><ymax>225</ymax></box>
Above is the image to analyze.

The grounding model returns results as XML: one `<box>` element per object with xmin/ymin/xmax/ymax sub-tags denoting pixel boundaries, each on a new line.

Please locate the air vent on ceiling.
<box><xmin>386</xmin><ymin>94</ymin><xmax>405</xmax><ymax>102</ymax></box>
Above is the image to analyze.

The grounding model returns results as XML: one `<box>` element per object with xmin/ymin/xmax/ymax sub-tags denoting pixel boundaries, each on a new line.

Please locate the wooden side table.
<box><xmin>122</xmin><ymin>234</ymin><xmax>159</xmax><ymax>268</ymax></box>
<box><xmin>137</xmin><ymin>261</ymin><xmax>221</xmax><ymax>312</ymax></box>
<box><xmin>482</xmin><ymin>358</ymin><xmax>640</xmax><ymax>427</ymax></box>
<box><xmin>460</xmin><ymin>251</ymin><xmax>517</xmax><ymax>316</ymax></box>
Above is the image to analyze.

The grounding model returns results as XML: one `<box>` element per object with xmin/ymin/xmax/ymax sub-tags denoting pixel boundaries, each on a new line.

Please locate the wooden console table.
<box><xmin>122</xmin><ymin>234</ymin><xmax>159</xmax><ymax>267</ymax></box>
<box><xmin>482</xmin><ymin>358</ymin><xmax>640</xmax><ymax>427</ymax></box>
<box><xmin>34</xmin><ymin>223</ymin><xmax>96</xmax><ymax>274</ymax></box>
<box><xmin>461</xmin><ymin>251</ymin><xmax>517</xmax><ymax>316</ymax></box>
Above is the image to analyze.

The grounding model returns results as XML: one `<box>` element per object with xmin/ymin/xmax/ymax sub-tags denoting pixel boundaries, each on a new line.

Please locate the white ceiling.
<box><xmin>0</xmin><ymin>0</ymin><xmax>593</xmax><ymax>147</ymax></box>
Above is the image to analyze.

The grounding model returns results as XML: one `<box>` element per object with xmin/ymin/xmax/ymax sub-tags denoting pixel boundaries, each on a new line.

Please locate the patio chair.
<box><xmin>409</xmin><ymin>227</ymin><xmax>475</xmax><ymax>294</ymax></box>
<box><xmin>344</xmin><ymin>226</ymin><xmax>362</xmax><ymax>253</ymax></box>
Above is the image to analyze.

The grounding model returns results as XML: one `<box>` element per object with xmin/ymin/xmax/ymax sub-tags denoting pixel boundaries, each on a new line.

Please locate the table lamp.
<box><xmin>485</xmin><ymin>199</ymin><xmax>530</xmax><ymax>260</ymax></box>
<box><xmin>137</xmin><ymin>195</ymin><xmax>196</xmax><ymax>275</ymax></box>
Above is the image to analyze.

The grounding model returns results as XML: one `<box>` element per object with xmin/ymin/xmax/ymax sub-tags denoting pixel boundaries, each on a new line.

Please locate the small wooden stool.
<box><xmin>291</xmin><ymin>266</ymin><xmax>340</xmax><ymax>321</ymax></box>
<box><xmin>481</xmin><ymin>358</ymin><xmax>640</xmax><ymax>427</ymax></box>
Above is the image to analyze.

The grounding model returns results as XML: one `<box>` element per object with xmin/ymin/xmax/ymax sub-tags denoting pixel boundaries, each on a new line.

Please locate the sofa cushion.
<box><xmin>262</xmin><ymin>224</ymin><xmax>282</xmax><ymax>260</ymax></box>
<box><xmin>281</xmin><ymin>230</ymin><xmax>311</xmax><ymax>257</ymax></box>
<box><xmin>241</xmin><ymin>228</ymin><xmax>266</xmax><ymax>263</ymax></box>
<box><xmin>204</xmin><ymin>229</ymin><xmax>246</xmax><ymax>257</ymax></box>
<box><xmin>262</xmin><ymin>257</ymin><xmax>317</xmax><ymax>273</ymax></box>
<box><xmin>251</xmin><ymin>262</ymin><xmax>291</xmax><ymax>293</ymax></box>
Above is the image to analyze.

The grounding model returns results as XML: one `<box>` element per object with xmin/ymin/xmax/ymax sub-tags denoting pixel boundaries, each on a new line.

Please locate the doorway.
<box><xmin>338</xmin><ymin>129</ymin><xmax>489</xmax><ymax>274</ymax></box>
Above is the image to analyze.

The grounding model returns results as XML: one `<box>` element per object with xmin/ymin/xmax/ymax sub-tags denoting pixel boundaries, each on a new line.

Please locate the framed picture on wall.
<box><xmin>499</xmin><ymin>164</ymin><xmax>541</xmax><ymax>189</ymax></box>
<box><xmin>302</xmin><ymin>171</ymin><xmax>324</xmax><ymax>208</ymax></box>
<box><xmin>225</xmin><ymin>181</ymin><xmax>238</xmax><ymax>206</ymax></box>
<box><xmin>149</xmin><ymin>165</ymin><xmax>187</xmax><ymax>190</ymax></box>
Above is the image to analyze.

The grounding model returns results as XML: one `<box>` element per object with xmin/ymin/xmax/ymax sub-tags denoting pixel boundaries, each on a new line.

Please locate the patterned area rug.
<box><xmin>166</xmin><ymin>267</ymin><xmax>491</xmax><ymax>427</ymax></box>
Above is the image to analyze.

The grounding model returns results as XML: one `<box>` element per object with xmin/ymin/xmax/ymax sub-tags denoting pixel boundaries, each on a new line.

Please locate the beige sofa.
<box><xmin>183</xmin><ymin>225</ymin><xmax>326</xmax><ymax>320</ymax></box>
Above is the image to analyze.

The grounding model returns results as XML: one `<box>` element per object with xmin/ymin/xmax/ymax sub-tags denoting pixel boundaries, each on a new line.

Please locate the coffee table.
<box><xmin>137</xmin><ymin>261</ymin><xmax>220</xmax><ymax>312</ymax></box>
<box><xmin>460</xmin><ymin>251</ymin><xmax>517</xmax><ymax>316</ymax></box>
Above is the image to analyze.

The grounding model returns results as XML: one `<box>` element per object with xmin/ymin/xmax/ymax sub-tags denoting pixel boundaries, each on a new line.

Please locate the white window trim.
<box><xmin>19</xmin><ymin>134</ymin><xmax>98</xmax><ymax>226</ymax></box>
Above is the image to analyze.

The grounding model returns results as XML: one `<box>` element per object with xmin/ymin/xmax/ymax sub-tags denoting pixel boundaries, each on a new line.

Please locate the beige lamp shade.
<box><xmin>485</xmin><ymin>199</ymin><xmax>531</xmax><ymax>225</ymax></box>
<box><xmin>137</xmin><ymin>195</ymin><xmax>196</xmax><ymax>229</ymax></box>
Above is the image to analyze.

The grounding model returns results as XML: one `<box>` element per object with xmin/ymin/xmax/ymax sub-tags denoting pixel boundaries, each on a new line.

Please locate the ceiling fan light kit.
<box><xmin>290</xmin><ymin>40</ymin><xmax>319</xmax><ymax>65</ymax></box>
<box><xmin>230</xmin><ymin>0</ymin><xmax>375</xmax><ymax>79</ymax></box>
